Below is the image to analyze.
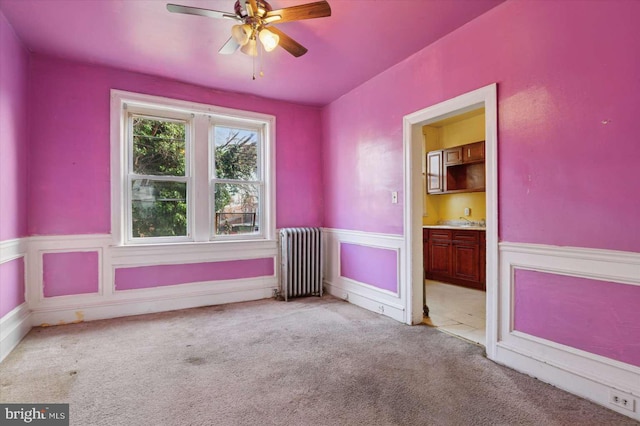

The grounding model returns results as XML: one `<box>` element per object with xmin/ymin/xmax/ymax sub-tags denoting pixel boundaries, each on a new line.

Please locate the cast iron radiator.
<box><xmin>279</xmin><ymin>227</ymin><xmax>323</xmax><ymax>301</ymax></box>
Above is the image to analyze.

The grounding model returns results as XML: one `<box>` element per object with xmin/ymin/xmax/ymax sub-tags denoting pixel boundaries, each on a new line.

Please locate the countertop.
<box><xmin>423</xmin><ymin>225</ymin><xmax>486</xmax><ymax>231</ymax></box>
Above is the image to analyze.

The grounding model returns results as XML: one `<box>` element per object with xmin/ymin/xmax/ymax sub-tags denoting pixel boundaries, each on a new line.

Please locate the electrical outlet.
<box><xmin>610</xmin><ymin>390</ymin><xmax>636</xmax><ymax>412</ymax></box>
<box><xmin>464</xmin><ymin>207</ymin><xmax>471</xmax><ymax>216</ymax></box>
<box><xmin>391</xmin><ymin>191</ymin><xmax>398</xmax><ymax>204</ymax></box>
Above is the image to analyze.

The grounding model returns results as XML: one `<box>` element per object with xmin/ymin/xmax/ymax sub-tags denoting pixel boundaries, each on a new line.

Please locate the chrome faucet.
<box><xmin>459</xmin><ymin>217</ymin><xmax>473</xmax><ymax>226</ymax></box>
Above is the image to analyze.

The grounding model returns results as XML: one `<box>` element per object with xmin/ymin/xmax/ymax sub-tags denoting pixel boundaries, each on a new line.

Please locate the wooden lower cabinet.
<box><xmin>429</xmin><ymin>241</ymin><xmax>452</xmax><ymax>276</ymax></box>
<box><xmin>424</xmin><ymin>228</ymin><xmax>485</xmax><ymax>291</ymax></box>
<box><xmin>453</xmin><ymin>243</ymin><xmax>480</xmax><ymax>282</ymax></box>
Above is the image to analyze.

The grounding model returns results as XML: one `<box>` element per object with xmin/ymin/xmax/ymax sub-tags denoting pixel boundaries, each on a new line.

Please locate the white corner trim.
<box><xmin>0</xmin><ymin>303</ymin><xmax>31</xmax><ymax>363</ymax></box>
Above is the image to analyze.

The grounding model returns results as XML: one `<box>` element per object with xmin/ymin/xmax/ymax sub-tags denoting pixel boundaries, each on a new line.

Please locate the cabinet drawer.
<box><xmin>452</xmin><ymin>230</ymin><xmax>479</xmax><ymax>243</ymax></box>
<box><xmin>429</xmin><ymin>229</ymin><xmax>452</xmax><ymax>241</ymax></box>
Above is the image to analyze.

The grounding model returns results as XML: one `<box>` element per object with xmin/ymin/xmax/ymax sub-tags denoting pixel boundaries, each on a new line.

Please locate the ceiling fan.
<box><xmin>167</xmin><ymin>0</ymin><xmax>331</xmax><ymax>58</ymax></box>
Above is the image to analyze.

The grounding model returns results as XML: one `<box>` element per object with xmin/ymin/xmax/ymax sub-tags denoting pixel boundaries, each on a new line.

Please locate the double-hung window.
<box><xmin>111</xmin><ymin>90</ymin><xmax>275</xmax><ymax>245</ymax></box>
<box><xmin>128</xmin><ymin>112</ymin><xmax>190</xmax><ymax>242</ymax></box>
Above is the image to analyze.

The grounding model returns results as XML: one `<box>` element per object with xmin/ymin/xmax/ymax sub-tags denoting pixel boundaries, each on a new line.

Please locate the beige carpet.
<box><xmin>0</xmin><ymin>296</ymin><xmax>635</xmax><ymax>425</ymax></box>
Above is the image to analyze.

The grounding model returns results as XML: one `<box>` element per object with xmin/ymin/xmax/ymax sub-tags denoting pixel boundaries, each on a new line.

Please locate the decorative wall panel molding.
<box><xmin>323</xmin><ymin>228</ymin><xmax>405</xmax><ymax>322</ymax></box>
<box><xmin>497</xmin><ymin>241</ymin><xmax>640</xmax><ymax>421</ymax></box>
<box><xmin>17</xmin><ymin>234</ymin><xmax>278</xmax><ymax>325</ymax></box>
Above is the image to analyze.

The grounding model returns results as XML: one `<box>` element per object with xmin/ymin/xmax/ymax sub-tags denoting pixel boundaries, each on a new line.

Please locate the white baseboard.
<box><xmin>325</xmin><ymin>279</ymin><xmax>405</xmax><ymax>322</ymax></box>
<box><xmin>494</xmin><ymin>342</ymin><xmax>640</xmax><ymax>421</ymax></box>
<box><xmin>30</xmin><ymin>277</ymin><xmax>277</xmax><ymax>326</ymax></box>
<box><xmin>0</xmin><ymin>304</ymin><xmax>32</xmax><ymax>362</ymax></box>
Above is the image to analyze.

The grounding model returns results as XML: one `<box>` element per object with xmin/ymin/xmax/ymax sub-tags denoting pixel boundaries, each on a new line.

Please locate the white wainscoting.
<box><xmin>0</xmin><ymin>238</ymin><xmax>30</xmax><ymax>362</ymax></box>
<box><xmin>0</xmin><ymin>303</ymin><xmax>31</xmax><ymax>362</ymax></box>
<box><xmin>0</xmin><ymin>234</ymin><xmax>278</xmax><ymax>358</ymax></box>
<box><xmin>4</xmin><ymin>231</ymin><xmax>640</xmax><ymax>422</ymax></box>
<box><xmin>496</xmin><ymin>242</ymin><xmax>640</xmax><ymax>421</ymax></box>
<box><xmin>26</xmin><ymin>234</ymin><xmax>278</xmax><ymax>326</ymax></box>
<box><xmin>323</xmin><ymin>228</ymin><xmax>406</xmax><ymax>322</ymax></box>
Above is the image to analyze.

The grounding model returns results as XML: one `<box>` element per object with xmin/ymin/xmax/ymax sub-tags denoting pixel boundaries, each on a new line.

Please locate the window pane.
<box><xmin>133</xmin><ymin>117</ymin><xmax>186</xmax><ymax>176</ymax></box>
<box><xmin>214</xmin><ymin>183</ymin><xmax>259</xmax><ymax>235</ymax></box>
<box><xmin>214</xmin><ymin>126</ymin><xmax>258</xmax><ymax>180</ymax></box>
<box><xmin>131</xmin><ymin>180</ymin><xmax>187</xmax><ymax>238</ymax></box>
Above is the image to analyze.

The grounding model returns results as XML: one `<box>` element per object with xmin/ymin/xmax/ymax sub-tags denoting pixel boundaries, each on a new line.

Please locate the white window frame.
<box><xmin>210</xmin><ymin>118</ymin><xmax>265</xmax><ymax>241</ymax></box>
<box><xmin>110</xmin><ymin>90</ymin><xmax>276</xmax><ymax>247</ymax></box>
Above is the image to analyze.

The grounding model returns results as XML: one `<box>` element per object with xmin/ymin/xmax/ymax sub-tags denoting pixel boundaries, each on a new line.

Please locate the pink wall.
<box><xmin>0</xmin><ymin>258</ymin><xmax>25</xmax><ymax>317</ymax></box>
<box><xmin>322</xmin><ymin>0</ymin><xmax>640</xmax><ymax>253</ymax></box>
<box><xmin>0</xmin><ymin>12</ymin><xmax>28</xmax><ymax>319</ymax></box>
<box><xmin>514</xmin><ymin>269</ymin><xmax>640</xmax><ymax>367</ymax></box>
<box><xmin>0</xmin><ymin>11</ymin><xmax>28</xmax><ymax>241</ymax></box>
<box><xmin>43</xmin><ymin>251</ymin><xmax>100</xmax><ymax>297</ymax></box>
<box><xmin>27</xmin><ymin>55</ymin><xmax>323</xmax><ymax>236</ymax></box>
<box><xmin>115</xmin><ymin>258</ymin><xmax>274</xmax><ymax>290</ymax></box>
<box><xmin>340</xmin><ymin>244</ymin><xmax>398</xmax><ymax>293</ymax></box>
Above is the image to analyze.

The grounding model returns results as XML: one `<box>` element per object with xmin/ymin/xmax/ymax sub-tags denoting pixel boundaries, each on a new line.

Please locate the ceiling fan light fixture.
<box><xmin>258</xmin><ymin>28</ymin><xmax>279</xmax><ymax>52</ymax></box>
<box><xmin>168</xmin><ymin>0</ymin><xmax>332</xmax><ymax>60</ymax></box>
<box><xmin>240</xmin><ymin>38</ymin><xmax>258</xmax><ymax>56</ymax></box>
<box><xmin>231</xmin><ymin>24</ymin><xmax>252</xmax><ymax>46</ymax></box>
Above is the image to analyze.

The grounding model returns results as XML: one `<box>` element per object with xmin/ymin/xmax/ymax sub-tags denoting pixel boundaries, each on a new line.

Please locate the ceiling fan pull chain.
<box><xmin>252</xmin><ymin>53</ymin><xmax>256</xmax><ymax>80</ymax></box>
<box><xmin>259</xmin><ymin>41</ymin><xmax>265</xmax><ymax>78</ymax></box>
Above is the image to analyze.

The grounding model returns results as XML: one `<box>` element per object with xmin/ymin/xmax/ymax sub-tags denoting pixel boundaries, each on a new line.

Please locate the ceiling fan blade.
<box><xmin>218</xmin><ymin>37</ymin><xmax>240</xmax><ymax>55</ymax></box>
<box><xmin>247</xmin><ymin>0</ymin><xmax>258</xmax><ymax>17</ymax></box>
<box><xmin>166</xmin><ymin>4</ymin><xmax>239</xmax><ymax>21</ymax></box>
<box><xmin>265</xmin><ymin>1</ymin><xmax>331</xmax><ymax>23</ymax></box>
<box><xmin>268</xmin><ymin>26</ymin><xmax>308</xmax><ymax>57</ymax></box>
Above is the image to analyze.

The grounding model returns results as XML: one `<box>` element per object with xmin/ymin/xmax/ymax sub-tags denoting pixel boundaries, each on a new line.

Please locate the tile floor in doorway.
<box><xmin>423</xmin><ymin>280</ymin><xmax>486</xmax><ymax>346</ymax></box>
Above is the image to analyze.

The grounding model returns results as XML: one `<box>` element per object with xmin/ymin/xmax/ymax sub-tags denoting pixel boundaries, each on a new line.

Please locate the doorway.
<box><xmin>402</xmin><ymin>84</ymin><xmax>498</xmax><ymax>359</ymax></box>
<box><xmin>422</xmin><ymin>109</ymin><xmax>486</xmax><ymax>345</ymax></box>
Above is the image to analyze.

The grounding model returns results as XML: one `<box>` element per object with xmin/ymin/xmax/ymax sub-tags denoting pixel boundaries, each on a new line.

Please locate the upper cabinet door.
<box><xmin>426</xmin><ymin>150</ymin><xmax>443</xmax><ymax>193</ymax></box>
<box><xmin>444</xmin><ymin>147</ymin><xmax>463</xmax><ymax>165</ymax></box>
<box><xmin>463</xmin><ymin>141</ymin><xmax>485</xmax><ymax>163</ymax></box>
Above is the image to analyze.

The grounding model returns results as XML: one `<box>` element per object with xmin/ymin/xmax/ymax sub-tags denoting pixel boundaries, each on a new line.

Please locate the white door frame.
<box><xmin>402</xmin><ymin>83</ymin><xmax>499</xmax><ymax>360</ymax></box>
